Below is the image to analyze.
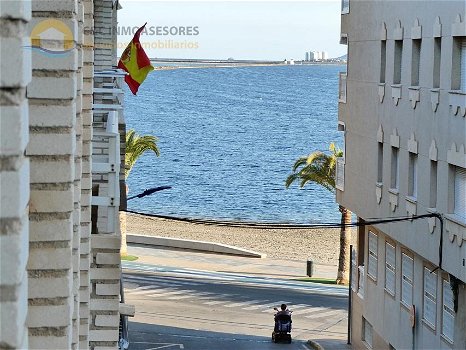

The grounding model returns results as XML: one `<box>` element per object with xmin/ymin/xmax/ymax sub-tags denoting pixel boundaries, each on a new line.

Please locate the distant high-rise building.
<box><xmin>305</xmin><ymin>52</ymin><xmax>310</xmax><ymax>61</ymax></box>
<box><xmin>310</xmin><ymin>50</ymin><xmax>321</xmax><ymax>61</ymax></box>
<box><xmin>321</xmin><ymin>51</ymin><xmax>329</xmax><ymax>60</ymax></box>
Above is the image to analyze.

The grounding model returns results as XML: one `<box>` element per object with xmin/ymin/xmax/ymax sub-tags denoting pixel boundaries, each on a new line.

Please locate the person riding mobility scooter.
<box><xmin>272</xmin><ymin>304</ymin><xmax>292</xmax><ymax>343</ymax></box>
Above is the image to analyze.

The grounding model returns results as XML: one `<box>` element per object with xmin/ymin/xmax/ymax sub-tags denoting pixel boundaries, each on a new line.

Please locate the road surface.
<box><xmin>123</xmin><ymin>261</ymin><xmax>349</xmax><ymax>350</ymax></box>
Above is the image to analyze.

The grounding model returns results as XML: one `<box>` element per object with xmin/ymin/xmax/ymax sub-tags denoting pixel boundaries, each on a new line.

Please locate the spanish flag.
<box><xmin>118</xmin><ymin>23</ymin><xmax>154</xmax><ymax>95</ymax></box>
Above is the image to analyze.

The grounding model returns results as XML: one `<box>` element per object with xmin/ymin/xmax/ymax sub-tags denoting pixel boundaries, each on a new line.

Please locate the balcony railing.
<box><xmin>91</xmin><ymin>69</ymin><xmax>126</xmax><ymax>234</ymax></box>
<box><xmin>336</xmin><ymin>157</ymin><xmax>345</xmax><ymax>191</ymax></box>
<box><xmin>351</xmin><ymin>248</ymin><xmax>357</xmax><ymax>292</ymax></box>
<box><xmin>341</xmin><ymin>0</ymin><xmax>349</xmax><ymax>14</ymax></box>
<box><xmin>338</xmin><ymin>72</ymin><xmax>347</xmax><ymax>103</ymax></box>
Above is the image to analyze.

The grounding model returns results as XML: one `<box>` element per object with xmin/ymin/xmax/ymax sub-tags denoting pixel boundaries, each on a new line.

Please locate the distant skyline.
<box><xmin>117</xmin><ymin>1</ymin><xmax>346</xmax><ymax>60</ymax></box>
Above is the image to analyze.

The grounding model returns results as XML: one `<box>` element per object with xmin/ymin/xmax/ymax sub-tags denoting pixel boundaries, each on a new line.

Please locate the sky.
<box><xmin>117</xmin><ymin>1</ymin><xmax>346</xmax><ymax>60</ymax></box>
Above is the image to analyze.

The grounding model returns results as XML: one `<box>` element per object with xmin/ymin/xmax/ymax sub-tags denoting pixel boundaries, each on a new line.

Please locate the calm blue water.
<box><xmin>125</xmin><ymin>65</ymin><xmax>345</xmax><ymax>224</ymax></box>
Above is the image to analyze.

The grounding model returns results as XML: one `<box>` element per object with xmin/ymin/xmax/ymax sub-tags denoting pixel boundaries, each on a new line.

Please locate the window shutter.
<box><xmin>368</xmin><ymin>232</ymin><xmax>378</xmax><ymax>279</ymax></box>
<box><xmin>351</xmin><ymin>247</ymin><xmax>358</xmax><ymax>292</ymax></box>
<box><xmin>454</xmin><ymin>167</ymin><xmax>466</xmax><ymax>219</ymax></box>
<box><xmin>442</xmin><ymin>280</ymin><xmax>455</xmax><ymax>342</ymax></box>
<box><xmin>363</xmin><ymin>318</ymin><xmax>373</xmax><ymax>347</ymax></box>
<box><xmin>461</xmin><ymin>38</ymin><xmax>466</xmax><ymax>91</ymax></box>
<box><xmin>401</xmin><ymin>253</ymin><xmax>413</xmax><ymax>305</ymax></box>
<box><xmin>423</xmin><ymin>268</ymin><xmax>437</xmax><ymax>327</ymax></box>
<box><xmin>385</xmin><ymin>243</ymin><xmax>396</xmax><ymax>294</ymax></box>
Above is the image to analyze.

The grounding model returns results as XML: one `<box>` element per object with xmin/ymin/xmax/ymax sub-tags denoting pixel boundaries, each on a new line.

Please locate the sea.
<box><xmin>124</xmin><ymin>64</ymin><xmax>346</xmax><ymax>224</ymax></box>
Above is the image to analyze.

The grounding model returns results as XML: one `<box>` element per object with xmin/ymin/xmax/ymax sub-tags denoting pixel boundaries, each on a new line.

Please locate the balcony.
<box><xmin>341</xmin><ymin>0</ymin><xmax>349</xmax><ymax>14</ymax></box>
<box><xmin>336</xmin><ymin>157</ymin><xmax>345</xmax><ymax>191</ymax></box>
<box><xmin>338</xmin><ymin>72</ymin><xmax>347</xmax><ymax>103</ymax></box>
<box><xmin>91</xmin><ymin>69</ymin><xmax>126</xmax><ymax>234</ymax></box>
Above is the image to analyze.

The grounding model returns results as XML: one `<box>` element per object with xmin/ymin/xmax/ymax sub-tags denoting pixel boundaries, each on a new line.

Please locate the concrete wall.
<box><xmin>0</xmin><ymin>0</ymin><xmax>123</xmax><ymax>348</ymax></box>
<box><xmin>353</xmin><ymin>225</ymin><xmax>466</xmax><ymax>349</ymax></box>
<box><xmin>339</xmin><ymin>1</ymin><xmax>466</xmax><ymax>349</ymax></box>
<box><xmin>80</xmin><ymin>0</ymin><xmax>94</xmax><ymax>346</ymax></box>
<box><xmin>0</xmin><ymin>1</ymin><xmax>31</xmax><ymax>348</ymax></box>
<box><xmin>338</xmin><ymin>0</ymin><xmax>465</xmax><ymax>280</ymax></box>
<box><xmin>27</xmin><ymin>0</ymin><xmax>79</xmax><ymax>347</ymax></box>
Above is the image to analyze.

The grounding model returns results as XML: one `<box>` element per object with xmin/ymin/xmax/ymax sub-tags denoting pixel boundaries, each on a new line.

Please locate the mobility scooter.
<box><xmin>272</xmin><ymin>305</ymin><xmax>292</xmax><ymax>344</ymax></box>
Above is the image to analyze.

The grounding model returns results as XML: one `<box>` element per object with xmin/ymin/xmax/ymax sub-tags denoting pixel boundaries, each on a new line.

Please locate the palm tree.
<box><xmin>125</xmin><ymin>129</ymin><xmax>160</xmax><ymax>179</ymax></box>
<box><xmin>286</xmin><ymin>143</ymin><xmax>351</xmax><ymax>285</ymax></box>
<box><xmin>121</xmin><ymin>129</ymin><xmax>160</xmax><ymax>256</ymax></box>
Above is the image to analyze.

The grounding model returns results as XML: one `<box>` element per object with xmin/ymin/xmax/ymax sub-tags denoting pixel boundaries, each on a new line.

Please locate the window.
<box><xmin>391</xmin><ymin>147</ymin><xmax>399</xmax><ymax>189</ymax></box>
<box><xmin>411</xmin><ymin>39</ymin><xmax>421</xmax><ymax>86</ymax></box>
<box><xmin>401</xmin><ymin>253</ymin><xmax>413</xmax><ymax>306</ymax></box>
<box><xmin>377</xmin><ymin>142</ymin><xmax>383</xmax><ymax>183</ymax></box>
<box><xmin>454</xmin><ymin>167</ymin><xmax>466</xmax><ymax>220</ymax></box>
<box><xmin>462</xmin><ymin>38</ymin><xmax>466</xmax><ymax>91</ymax></box>
<box><xmin>408</xmin><ymin>153</ymin><xmax>417</xmax><ymax>198</ymax></box>
<box><xmin>380</xmin><ymin>40</ymin><xmax>387</xmax><ymax>83</ymax></box>
<box><xmin>341</xmin><ymin>0</ymin><xmax>349</xmax><ymax>14</ymax></box>
<box><xmin>430</xmin><ymin>160</ymin><xmax>438</xmax><ymax>208</ymax></box>
<box><xmin>442</xmin><ymin>280</ymin><xmax>455</xmax><ymax>343</ymax></box>
<box><xmin>394</xmin><ymin>40</ymin><xmax>403</xmax><ymax>84</ymax></box>
<box><xmin>452</xmin><ymin>37</ymin><xmax>466</xmax><ymax>91</ymax></box>
<box><xmin>368</xmin><ymin>231</ymin><xmax>378</xmax><ymax>280</ymax></box>
<box><xmin>423</xmin><ymin>267</ymin><xmax>437</xmax><ymax>328</ymax></box>
<box><xmin>362</xmin><ymin>317</ymin><xmax>373</xmax><ymax>348</ymax></box>
<box><xmin>385</xmin><ymin>242</ymin><xmax>396</xmax><ymax>295</ymax></box>
<box><xmin>433</xmin><ymin>37</ymin><xmax>441</xmax><ymax>88</ymax></box>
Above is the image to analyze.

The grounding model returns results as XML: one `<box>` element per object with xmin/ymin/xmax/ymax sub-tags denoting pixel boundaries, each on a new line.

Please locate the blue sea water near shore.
<box><xmin>125</xmin><ymin>64</ymin><xmax>345</xmax><ymax>224</ymax></box>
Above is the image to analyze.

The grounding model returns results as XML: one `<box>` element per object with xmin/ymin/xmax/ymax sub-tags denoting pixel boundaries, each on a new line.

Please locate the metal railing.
<box><xmin>338</xmin><ymin>72</ymin><xmax>347</xmax><ymax>103</ymax></box>
<box><xmin>119</xmin><ymin>277</ymin><xmax>129</xmax><ymax>349</ymax></box>
<box><xmin>336</xmin><ymin>157</ymin><xmax>345</xmax><ymax>191</ymax></box>
<box><xmin>358</xmin><ymin>265</ymin><xmax>365</xmax><ymax>298</ymax></box>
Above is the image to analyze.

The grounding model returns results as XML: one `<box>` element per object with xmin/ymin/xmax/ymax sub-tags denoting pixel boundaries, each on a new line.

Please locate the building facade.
<box><xmin>310</xmin><ymin>50</ymin><xmax>321</xmax><ymax>61</ymax></box>
<box><xmin>0</xmin><ymin>0</ymin><xmax>127</xmax><ymax>349</ymax></box>
<box><xmin>337</xmin><ymin>1</ymin><xmax>466</xmax><ymax>349</ymax></box>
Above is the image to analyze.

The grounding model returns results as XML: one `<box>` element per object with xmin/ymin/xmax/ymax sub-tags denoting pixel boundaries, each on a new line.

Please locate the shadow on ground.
<box><xmin>129</xmin><ymin>321</ymin><xmax>305</xmax><ymax>350</ymax></box>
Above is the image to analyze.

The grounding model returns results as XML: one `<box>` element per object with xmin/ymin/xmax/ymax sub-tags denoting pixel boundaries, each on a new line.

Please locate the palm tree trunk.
<box><xmin>336</xmin><ymin>205</ymin><xmax>352</xmax><ymax>284</ymax></box>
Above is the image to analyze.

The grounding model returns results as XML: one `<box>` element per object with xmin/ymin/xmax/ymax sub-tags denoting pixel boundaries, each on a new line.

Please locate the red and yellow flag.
<box><xmin>118</xmin><ymin>23</ymin><xmax>154</xmax><ymax>95</ymax></box>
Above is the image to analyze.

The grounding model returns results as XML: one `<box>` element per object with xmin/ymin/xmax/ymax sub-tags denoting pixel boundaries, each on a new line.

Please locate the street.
<box><xmin>122</xmin><ymin>250</ymin><xmax>349</xmax><ymax>350</ymax></box>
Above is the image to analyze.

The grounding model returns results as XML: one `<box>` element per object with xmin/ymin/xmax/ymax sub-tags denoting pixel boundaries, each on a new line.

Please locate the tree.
<box><xmin>285</xmin><ymin>143</ymin><xmax>351</xmax><ymax>285</ymax></box>
<box><xmin>125</xmin><ymin>129</ymin><xmax>160</xmax><ymax>179</ymax></box>
<box><xmin>121</xmin><ymin>129</ymin><xmax>160</xmax><ymax>256</ymax></box>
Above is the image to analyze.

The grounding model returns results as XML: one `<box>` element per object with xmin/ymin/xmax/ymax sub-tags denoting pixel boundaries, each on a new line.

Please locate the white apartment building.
<box><xmin>0</xmin><ymin>0</ymin><xmax>128</xmax><ymax>349</ymax></box>
<box><xmin>310</xmin><ymin>50</ymin><xmax>322</xmax><ymax>61</ymax></box>
<box><xmin>338</xmin><ymin>1</ymin><xmax>466</xmax><ymax>349</ymax></box>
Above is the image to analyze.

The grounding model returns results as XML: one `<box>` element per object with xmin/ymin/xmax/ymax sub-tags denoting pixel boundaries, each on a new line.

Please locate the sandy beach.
<box><xmin>126</xmin><ymin>212</ymin><xmax>353</xmax><ymax>266</ymax></box>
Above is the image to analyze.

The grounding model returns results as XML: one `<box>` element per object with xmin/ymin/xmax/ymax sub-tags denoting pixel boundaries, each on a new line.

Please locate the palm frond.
<box><xmin>285</xmin><ymin>143</ymin><xmax>343</xmax><ymax>193</ymax></box>
<box><xmin>125</xmin><ymin>129</ymin><xmax>160</xmax><ymax>179</ymax></box>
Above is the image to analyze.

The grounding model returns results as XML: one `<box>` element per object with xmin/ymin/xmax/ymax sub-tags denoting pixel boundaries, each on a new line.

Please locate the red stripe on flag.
<box><xmin>124</xmin><ymin>74</ymin><xmax>141</xmax><ymax>95</ymax></box>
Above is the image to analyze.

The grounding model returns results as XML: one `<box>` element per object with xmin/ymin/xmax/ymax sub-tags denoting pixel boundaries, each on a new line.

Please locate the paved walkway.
<box><xmin>126</xmin><ymin>244</ymin><xmax>351</xmax><ymax>349</ymax></box>
<box><xmin>128</xmin><ymin>244</ymin><xmax>338</xmax><ymax>280</ymax></box>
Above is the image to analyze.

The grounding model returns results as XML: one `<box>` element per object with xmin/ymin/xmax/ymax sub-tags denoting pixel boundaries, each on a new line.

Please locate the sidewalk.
<box><xmin>127</xmin><ymin>243</ymin><xmax>338</xmax><ymax>280</ymax></box>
